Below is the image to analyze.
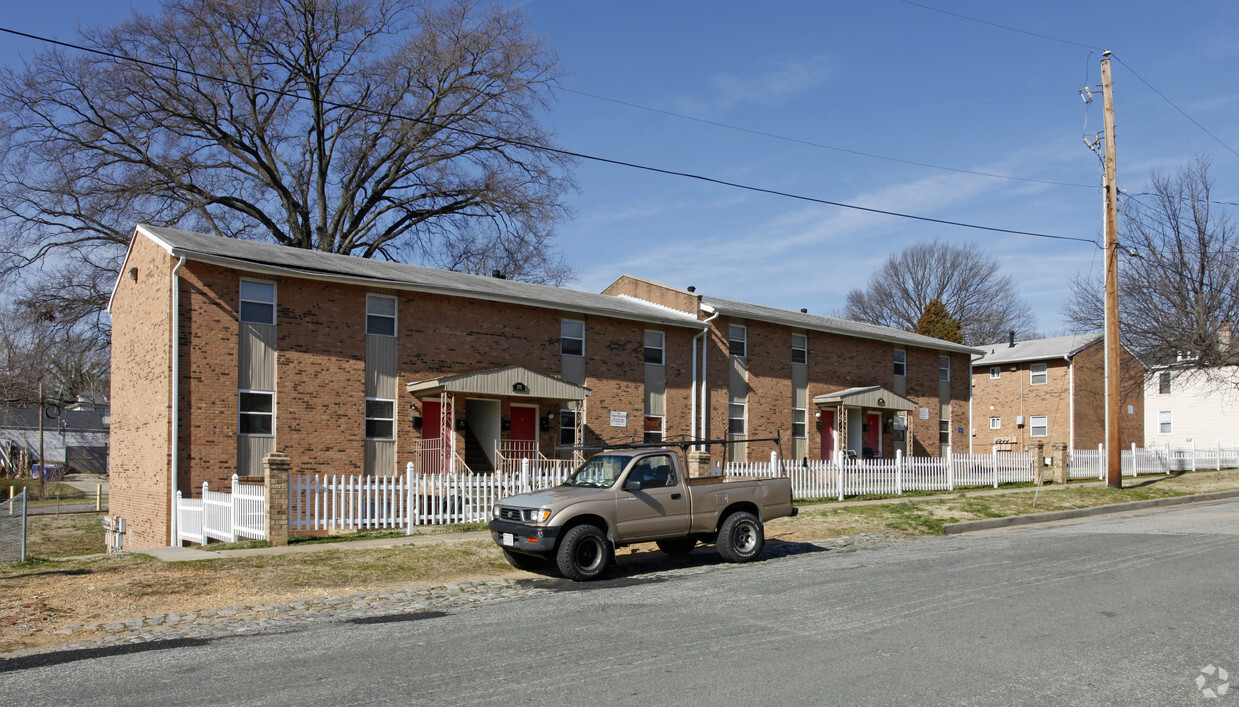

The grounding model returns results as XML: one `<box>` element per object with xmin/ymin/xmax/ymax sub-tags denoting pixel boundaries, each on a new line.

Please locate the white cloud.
<box><xmin>675</xmin><ymin>54</ymin><xmax>834</xmax><ymax>114</ymax></box>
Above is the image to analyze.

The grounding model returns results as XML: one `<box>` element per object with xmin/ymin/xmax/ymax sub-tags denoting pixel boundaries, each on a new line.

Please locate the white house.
<box><xmin>1144</xmin><ymin>362</ymin><xmax>1239</xmax><ymax>446</ymax></box>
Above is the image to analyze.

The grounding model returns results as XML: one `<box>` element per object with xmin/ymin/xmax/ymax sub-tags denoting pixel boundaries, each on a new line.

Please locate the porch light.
<box><xmin>512</xmin><ymin>382</ymin><xmax>528</xmax><ymax>393</ymax></box>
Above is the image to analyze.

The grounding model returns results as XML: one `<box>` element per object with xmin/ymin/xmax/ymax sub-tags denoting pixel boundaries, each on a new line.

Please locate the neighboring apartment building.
<box><xmin>971</xmin><ymin>332</ymin><xmax>1144</xmax><ymax>452</ymax></box>
<box><xmin>109</xmin><ymin>225</ymin><xmax>977</xmax><ymax>548</ymax></box>
<box><xmin>0</xmin><ymin>407</ymin><xmax>110</xmax><ymax>475</ymax></box>
<box><xmin>1144</xmin><ymin>359</ymin><xmax>1239</xmax><ymax>446</ymax></box>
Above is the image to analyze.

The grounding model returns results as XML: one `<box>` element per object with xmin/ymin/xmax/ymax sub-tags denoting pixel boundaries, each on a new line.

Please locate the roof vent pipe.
<box><xmin>800</xmin><ymin>308</ymin><xmax>808</xmax><ymax>314</ymax></box>
<box><xmin>492</xmin><ymin>269</ymin><xmax>505</xmax><ymax>279</ymax></box>
<box><xmin>1008</xmin><ymin>330</ymin><xmax>1016</xmax><ymax>348</ymax></box>
<box><xmin>687</xmin><ymin>286</ymin><xmax>695</xmax><ymax>293</ymax></box>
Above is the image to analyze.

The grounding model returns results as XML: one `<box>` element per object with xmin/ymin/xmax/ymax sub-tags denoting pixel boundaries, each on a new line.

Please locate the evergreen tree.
<box><xmin>912</xmin><ymin>298</ymin><xmax>965</xmax><ymax>343</ymax></box>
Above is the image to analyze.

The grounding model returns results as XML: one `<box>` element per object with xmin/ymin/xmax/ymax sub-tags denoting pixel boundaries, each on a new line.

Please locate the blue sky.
<box><xmin>4</xmin><ymin>1</ymin><xmax>1239</xmax><ymax>338</ymax></box>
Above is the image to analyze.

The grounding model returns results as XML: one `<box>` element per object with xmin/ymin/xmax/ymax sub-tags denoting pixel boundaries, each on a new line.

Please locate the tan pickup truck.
<box><xmin>488</xmin><ymin>448</ymin><xmax>798</xmax><ymax>580</ymax></box>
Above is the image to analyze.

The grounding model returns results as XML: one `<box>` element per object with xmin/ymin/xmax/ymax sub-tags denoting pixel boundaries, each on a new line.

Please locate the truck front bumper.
<box><xmin>488</xmin><ymin>519</ymin><xmax>560</xmax><ymax>555</ymax></box>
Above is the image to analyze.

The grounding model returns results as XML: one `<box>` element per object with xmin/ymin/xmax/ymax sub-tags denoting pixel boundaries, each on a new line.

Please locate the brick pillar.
<box><xmin>1032</xmin><ymin>441</ymin><xmax>1045</xmax><ymax>485</ymax></box>
<box><xmin>1052</xmin><ymin>442</ymin><xmax>1069</xmax><ymax>485</ymax></box>
<box><xmin>263</xmin><ymin>452</ymin><xmax>290</xmax><ymax>547</ymax></box>
<box><xmin>687</xmin><ymin>450</ymin><xmax>712</xmax><ymax>478</ymax></box>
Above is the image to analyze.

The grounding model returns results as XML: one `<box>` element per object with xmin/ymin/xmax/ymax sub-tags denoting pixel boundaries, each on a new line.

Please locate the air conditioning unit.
<box><xmin>1016</xmin><ymin>415</ymin><xmax>1025</xmax><ymax>426</ymax></box>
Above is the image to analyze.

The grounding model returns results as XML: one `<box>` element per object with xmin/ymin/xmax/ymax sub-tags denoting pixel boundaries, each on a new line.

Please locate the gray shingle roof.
<box><xmin>127</xmin><ymin>225</ymin><xmax>705</xmax><ymax>329</ymax></box>
<box><xmin>700</xmin><ymin>295</ymin><xmax>982</xmax><ymax>355</ymax></box>
<box><xmin>972</xmin><ymin>332</ymin><xmax>1103</xmax><ymax>366</ymax></box>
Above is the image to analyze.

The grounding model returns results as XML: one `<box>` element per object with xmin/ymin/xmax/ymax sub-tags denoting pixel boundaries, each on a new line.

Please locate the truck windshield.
<box><xmin>563</xmin><ymin>455</ymin><xmax>629</xmax><ymax>488</ymax></box>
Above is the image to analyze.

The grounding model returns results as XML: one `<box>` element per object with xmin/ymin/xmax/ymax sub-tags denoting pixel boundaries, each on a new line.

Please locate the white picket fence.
<box><xmin>728</xmin><ymin>450</ymin><xmax>1038</xmax><ymax>501</ymax></box>
<box><xmin>174</xmin><ymin>441</ymin><xmax>1239</xmax><ymax>545</ymax></box>
<box><xmin>175</xmin><ymin>475</ymin><xmax>266</xmax><ymax>546</ymax></box>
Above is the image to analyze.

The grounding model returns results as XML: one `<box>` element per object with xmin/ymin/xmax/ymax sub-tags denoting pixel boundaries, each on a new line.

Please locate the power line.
<box><xmin>558</xmin><ymin>86</ymin><xmax>1096</xmax><ymax>189</ymax></box>
<box><xmin>891</xmin><ymin>0</ymin><xmax>1099</xmax><ymax>50</ymax></box>
<box><xmin>0</xmin><ymin>24</ymin><xmax>1100</xmax><ymax>248</ymax></box>
<box><xmin>1110</xmin><ymin>54</ymin><xmax>1239</xmax><ymax>161</ymax></box>
<box><xmin>889</xmin><ymin>2</ymin><xmax>1239</xmax><ymax>163</ymax></box>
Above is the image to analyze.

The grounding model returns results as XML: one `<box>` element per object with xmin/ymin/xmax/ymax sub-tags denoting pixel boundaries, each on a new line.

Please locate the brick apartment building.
<box><xmin>109</xmin><ymin>225</ymin><xmax>978</xmax><ymax>547</ymax></box>
<box><xmin>970</xmin><ymin>332</ymin><xmax>1144</xmax><ymax>453</ymax></box>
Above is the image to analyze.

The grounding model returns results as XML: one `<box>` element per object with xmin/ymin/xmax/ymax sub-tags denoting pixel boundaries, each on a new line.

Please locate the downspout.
<box><xmin>693</xmin><ymin>307</ymin><xmax>720</xmax><ymax>451</ymax></box>
<box><xmin>169</xmin><ymin>256</ymin><xmax>186</xmax><ymax>546</ymax></box>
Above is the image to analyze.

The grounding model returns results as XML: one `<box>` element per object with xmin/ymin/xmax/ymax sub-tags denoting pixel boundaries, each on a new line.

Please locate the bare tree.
<box><xmin>1063</xmin><ymin>156</ymin><xmax>1239</xmax><ymax>367</ymax></box>
<box><xmin>841</xmin><ymin>239</ymin><xmax>1037</xmax><ymax>346</ymax></box>
<box><xmin>0</xmin><ymin>301</ymin><xmax>108</xmax><ymax>406</ymax></box>
<box><xmin>0</xmin><ymin>0</ymin><xmax>574</xmax><ymax>333</ymax></box>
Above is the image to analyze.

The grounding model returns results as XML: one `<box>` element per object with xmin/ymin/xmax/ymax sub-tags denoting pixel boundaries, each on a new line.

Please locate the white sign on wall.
<box><xmin>919</xmin><ymin>407</ymin><xmax>930</xmax><ymax>420</ymax></box>
<box><xmin>610</xmin><ymin>411</ymin><xmax>628</xmax><ymax>427</ymax></box>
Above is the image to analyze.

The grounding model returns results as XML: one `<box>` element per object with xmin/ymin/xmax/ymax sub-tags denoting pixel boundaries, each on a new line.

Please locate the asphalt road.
<box><xmin>5</xmin><ymin>501</ymin><xmax>1239</xmax><ymax>705</ymax></box>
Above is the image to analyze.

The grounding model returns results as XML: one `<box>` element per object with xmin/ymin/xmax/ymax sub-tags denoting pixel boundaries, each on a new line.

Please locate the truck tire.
<box><xmin>502</xmin><ymin>548</ymin><xmax>545</xmax><ymax>572</ymax></box>
<box><xmin>656</xmin><ymin>538</ymin><xmax>697</xmax><ymax>556</ymax></box>
<box><xmin>556</xmin><ymin>525</ymin><xmax>611</xmax><ymax>581</ymax></box>
<box><xmin>717</xmin><ymin>511</ymin><xmax>764</xmax><ymax>563</ymax></box>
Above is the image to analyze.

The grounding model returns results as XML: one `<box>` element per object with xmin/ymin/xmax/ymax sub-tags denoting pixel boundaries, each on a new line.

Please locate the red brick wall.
<box><xmin>177</xmin><ymin>263</ymin><xmax>241</xmax><ymax>490</ymax></box>
<box><xmin>109</xmin><ymin>235</ymin><xmax>175</xmax><ymax>549</ymax></box>
<box><xmin>971</xmin><ymin>357</ymin><xmax>1072</xmax><ymax>451</ymax></box>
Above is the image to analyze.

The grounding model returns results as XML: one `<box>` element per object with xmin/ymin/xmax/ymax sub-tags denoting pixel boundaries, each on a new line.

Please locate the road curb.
<box><xmin>943</xmin><ymin>489</ymin><xmax>1239</xmax><ymax>534</ymax></box>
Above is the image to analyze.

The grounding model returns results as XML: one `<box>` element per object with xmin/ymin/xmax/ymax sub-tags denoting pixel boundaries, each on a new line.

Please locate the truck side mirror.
<box><xmin>623</xmin><ymin>478</ymin><xmax>642</xmax><ymax>492</ymax></box>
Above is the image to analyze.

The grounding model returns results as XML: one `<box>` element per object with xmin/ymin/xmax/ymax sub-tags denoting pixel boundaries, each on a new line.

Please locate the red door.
<box><xmin>865</xmin><ymin>413</ymin><xmax>881</xmax><ymax>458</ymax></box>
<box><xmin>509</xmin><ymin>406</ymin><xmax>537</xmax><ymax>459</ymax></box>
<box><xmin>420</xmin><ymin>399</ymin><xmax>451</xmax><ymax>473</ymax></box>
<box><xmin>819</xmin><ymin>410</ymin><xmax>836</xmax><ymax>461</ymax></box>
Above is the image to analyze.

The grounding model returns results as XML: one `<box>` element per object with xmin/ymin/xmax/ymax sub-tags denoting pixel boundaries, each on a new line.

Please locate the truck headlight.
<box><xmin>492</xmin><ymin>506</ymin><xmax>502</xmax><ymax>519</ymax></box>
<box><xmin>522</xmin><ymin>508</ymin><xmax>551</xmax><ymax>523</ymax></box>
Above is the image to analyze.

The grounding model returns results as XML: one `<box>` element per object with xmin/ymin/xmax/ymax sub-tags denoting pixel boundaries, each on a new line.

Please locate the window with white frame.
<box><xmin>791</xmin><ymin>334</ymin><xmax>807</xmax><ymax>364</ymax></box>
<box><xmin>365</xmin><ymin>398</ymin><xmax>395</xmax><ymax>439</ymax></box>
<box><xmin>239</xmin><ymin>280</ymin><xmax>276</xmax><ymax>325</ymax></box>
<box><xmin>643</xmin><ymin>415</ymin><xmax>664</xmax><ymax>444</ymax></box>
<box><xmin>366</xmin><ymin>295</ymin><xmax>396</xmax><ymax>337</ymax></box>
<box><xmin>644</xmin><ymin>330</ymin><xmax>665</xmax><ymax>365</ymax></box>
<box><xmin>239</xmin><ymin>391</ymin><xmax>274</xmax><ymax>435</ymax></box>
<box><xmin>1158</xmin><ymin>371</ymin><xmax>1171</xmax><ymax>395</ymax></box>
<box><xmin>894</xmin><ymin>349</ymin><xmax>906</xmax><ymax>377</ymax></box>
<box><xmin>989</xmin><ymin>366</ymin><xmax>1001</xmax><ymax>379</ymax></box>
<box><xmin>1159</xmin><ymin>410</ymin><xmax>1172</xmax><ymax>435</ymax></box>
<box><xmin>939</xmin><ymin>419</ymin><xmax>950</xmax><ymax>445</ymax></box>
<box><xmin>728</xmin><ymin>402</ymin><xmax>746</xmax><ymax>435</ymax></box>
<box><xmin>561</xmin><ymin>319</ymin><xmax>584</xmax><ymax>357</ymax></box>
<box><xmin>792</xmin><ymin>408</ymin><xmax>807</xmax><ymax>439</ymax></box>
<box><xmin>729</xmin><ymin>324</ymin><xmax>747</xmax><ymax>358</ymax></box>
<box><xmin>1030</xmin><ymin>415</ymin><xmax>1048</xmax><ymax>437</ymax></box>
<box><xmin>939</xmin><ymin>355</ymin><xmax>950</xmax><ymax>382</ymax></box>
<box><xmin>990</xmin><ymin>417</ymin><xmax>1001</xmax><ymax>429</ymax></box>
<box><xmin>1030</xmin><ymin>362</ymin><xmax>1048</xmax><ymax>385</ymax></box>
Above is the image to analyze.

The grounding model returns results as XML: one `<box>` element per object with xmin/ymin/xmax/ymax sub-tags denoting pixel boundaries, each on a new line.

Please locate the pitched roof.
<box><xmin>123</xmin><ymin>225</ymin><xmax>705</xmax><ymax>329</ymax></box>
<box><xmin>700</xmin><ymin>295</ymin><xmax>982</xmax><ymax>355</ymax></box>
<box><xmin>406</xmin><ymin>365</ymin><xmax>590</xmax><ymax>401</ymax></box>
<box><xmin>972</xmin><ymin>332</ymin><xmax>1103</xmax><ymax>366</ymax></box>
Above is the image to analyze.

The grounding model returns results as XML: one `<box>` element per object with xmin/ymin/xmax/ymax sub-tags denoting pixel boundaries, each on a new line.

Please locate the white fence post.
<box><xmin>405</xmin><ymin>462</ymin><xmax>415</xmax><ymax>535</ymax></box>
<box><xmin>770</xmin><ymin>450</ymin><xmax>778</xmax><ymax>475</ymax></box>
<box><xmin>1191</xmin><ymin>441</ymin><xmax>1198</xmax><ymax>472</ymax></box>
<box><xmin>836</xmin><ymin>459</ymin><xmax>844</xmax><ymax>502</ymax></box>
<box><xmin>1098</xmin><ymin>444</ymin><xmax>1104</xmax><ymax>480</ymax></box>
<box><xmin>895</xmin><ymin>449</ymin><xmax>903</xmax><ymax>495</ymax></box>
<box><xmin>947</xmin><ymin>450</ymin><xmax>955</xmax><ymax>490</ymax></box>
<box><xmin>175</xmin><ymin>491</ymin><xmax>184</xmax><ymax>547</ymax></box>
<box><xmin>520</xmin><ymin>457</ymin><xmax>531</xmax><ymax>493</ymax></box>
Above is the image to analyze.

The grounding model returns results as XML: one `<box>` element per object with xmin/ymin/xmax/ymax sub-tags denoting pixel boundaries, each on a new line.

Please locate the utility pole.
<box><xmin>1102</xmin><ymin>50</ymin><xmax>1122</xmax><ymax>489</ymax></box>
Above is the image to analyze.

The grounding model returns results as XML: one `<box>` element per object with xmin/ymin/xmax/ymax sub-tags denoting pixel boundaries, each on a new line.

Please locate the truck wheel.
<box><xmin>502</xmin><ymin>549</ymin><xmax>545</xmax><ymax>572</ymax></box>
<box><xmin>556</xmin><ymin>525</ymin><xmax>611</xmax><ymax>581</ymax></box>
<box><xmin>656</xmin><ymin>538</ymin><xmax>697</xmax><ymax>556</ymax></box>
<box><xmin>717</xmin><ymin>511</ymin><xmax>764</xmax><ymax>563</ymax></box>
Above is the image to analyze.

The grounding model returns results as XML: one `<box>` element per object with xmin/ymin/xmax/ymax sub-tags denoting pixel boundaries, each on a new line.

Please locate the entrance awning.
<box><xmin>405</xmin><ymin>365</ymin><xmax>591</xmax><ymax>403</ymax></box>
<box><xmin>813</xmin><ymin>386</ymin><xmax>915</xmax><ymax>411</ymax></box>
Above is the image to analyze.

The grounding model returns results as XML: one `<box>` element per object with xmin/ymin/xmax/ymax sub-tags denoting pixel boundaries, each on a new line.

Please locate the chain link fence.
<box><xmin>0</xmin><ymin>488</ymin><xmax>28</xmax><ymax>562</ymax></box>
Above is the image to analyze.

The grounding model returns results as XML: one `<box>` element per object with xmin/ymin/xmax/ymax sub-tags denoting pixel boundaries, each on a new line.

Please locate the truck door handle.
<box><xmin>671</xmin><ymin>493</ymin><xmax>682</xmax><ymax>500</ymax></box>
